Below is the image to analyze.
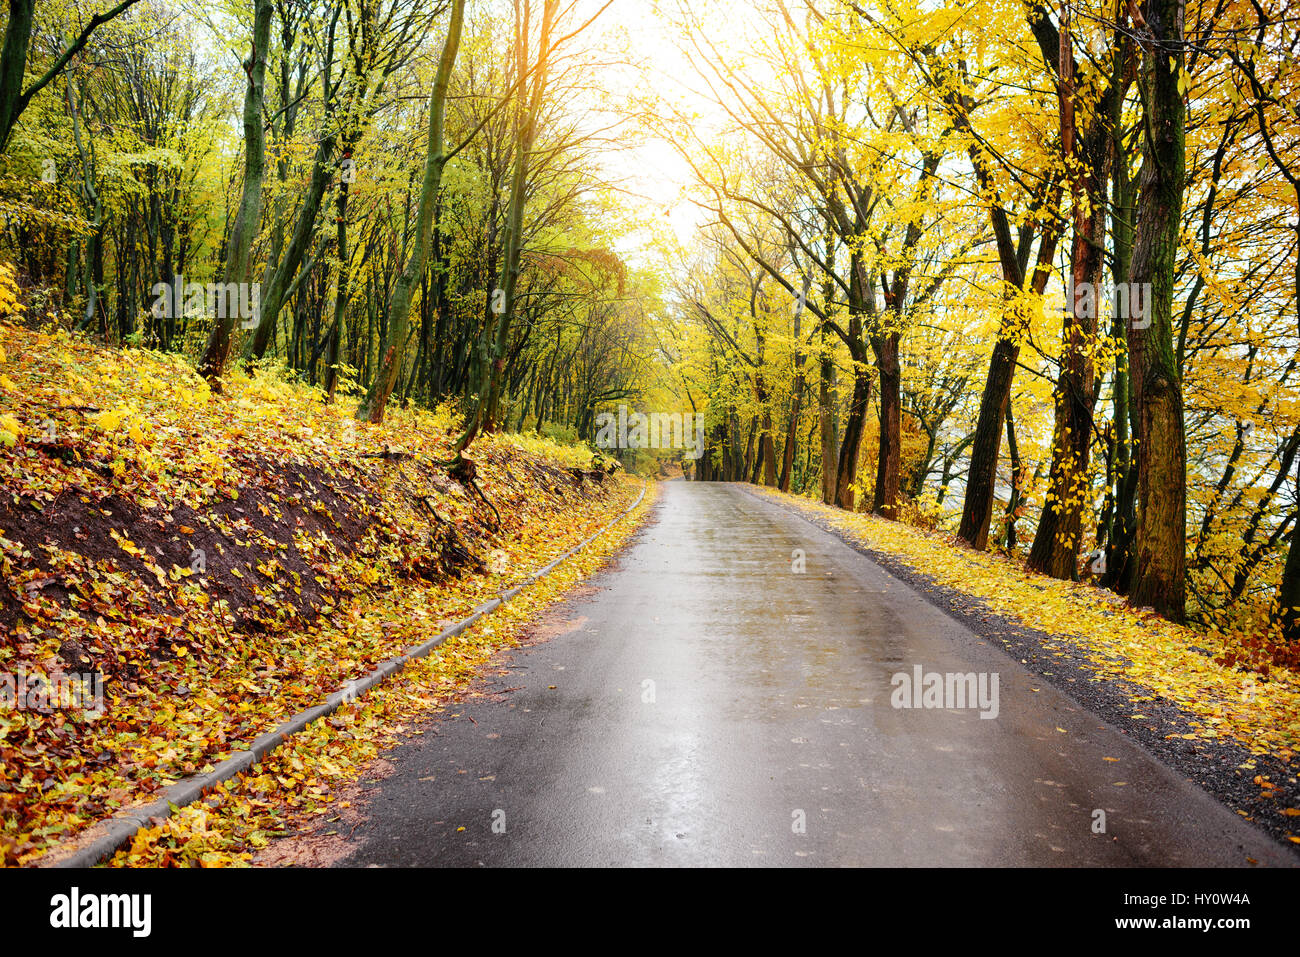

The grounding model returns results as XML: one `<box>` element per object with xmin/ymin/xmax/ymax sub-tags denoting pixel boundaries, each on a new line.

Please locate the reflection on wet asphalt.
<box><xmin>334</xmin><ymin>482</ymin><xmax>1288</xmax><ymax>867</ymax></box>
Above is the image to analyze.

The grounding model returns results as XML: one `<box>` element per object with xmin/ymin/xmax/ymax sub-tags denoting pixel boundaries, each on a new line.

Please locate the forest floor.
<box><xmin>0</xmin><ymin>319</ymin><xmax>650</xmax><ymax>866</ymax></box>
<box><xmin>746</xmin><ymin>485</ymin><xmax>1300</xmax><ymax>851</ymax></box>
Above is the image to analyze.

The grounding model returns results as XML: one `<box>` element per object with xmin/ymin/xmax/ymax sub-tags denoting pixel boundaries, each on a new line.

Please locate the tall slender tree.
<box><xmin>449</xmin><ymin>0</ymin><xmax>559</xmax><ymax>457</ymax></box>
<box><xmin>357</xmin><ymin>0</ymin><xmax>466</xmax><ymax>422</ymax></box>
<box><xmin>196</xmin><ymin>0</ymin><xmax>274</xmax><ymax>386</ymax></box>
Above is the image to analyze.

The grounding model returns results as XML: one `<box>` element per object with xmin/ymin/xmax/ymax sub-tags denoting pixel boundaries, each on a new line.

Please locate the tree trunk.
<box><xmin>66</xmin><ymin>75</ymin><xmax>102</xmax><ymax>334</ymax></box>
<box><xmin>357</xmin><ymin>0</ymin><xmax>466</xmax><ymax>423</ymax></box>
<box><xmin>778</xmin><ymin>277</ymin><xmax>810</xmax><ymax>491</ymax></box>
<box><xmin>244</xmin><ymin>130</ymin><xmax>338</xmax><ymax>361</ymax></box>
<box><xmin>957</xmin><ymin>333</ymin><xmax>1019</xmax><ymax>548</ymax></box>
<box><xmin>818</xmin><ymin>324</ymin><xmax>839</xmax><ymax>504</ymax></box>
<box><xmin>1028</xmin><ymin>14</ymin><xmax>1114</xmax><ymax>579</ymax></box>
<box><xmin>197</xmin><ymin>0</ymin><xmax>274</xmax><ymax>386</ymax></box>
<box><xmin>871</xmin><ymin>331</ymin><xmax>901</xmax><ymax>518</ymax></box>
<box><xmin>454</xmin><ymin>0</ymin><xmax>557</xmax><ymax>450</ymax></box>
<box><xmin>0</xmin><ymin>0</ymin><xmax>37</xmax><ymax>152</ymax></box>
<box><xmin>835</xmin><ymin>347</ymin><xmax>871</xmax><ymax>510</ymax></box>
<box><xmin>1125</xmin><ymin>0</ymin><xmax>1187</xmax><ymax>620</ymax></box>
<box><xmin>324</xmin><ymin>176</ymin><xmax>350</xmax><ymax>403</ymax></box>
<box><xmin>727</xmin><ymin>407</ymin><xmax>743</xmax><ymax>480</ymax></box>
<box><xmin>779</xmin><ymin>381</ymin><xmax>802</xmax><ymax>492</ymax></box>
<box><xmin>743</xmin><ymin>415</ymin><xmax>759</xmax><ymax>483</ymax></box>
<box><xmin>1028</xmin><ymin>178</ymin><xmax>1109</xmax><ymax>574</ymax></box>
<box><xmin>1271</xmin><ymin>209</ymin><xmax>1300</xmax><ymax>638</ymax></box>
<box><xmin>0</xmin><ymin>0</ymin><xmax>141</xmax><ymax>151</ymax></box>
<box><xmin>1277</xmin><ymin>466</ymin><xmax>1300</xmax><ymax>641</ymax></box>
<box><xmin>957</xmin><ymin>216</ymin><xmax>1060</xmax><ymax>549</ymax></box>
<box><xmin>760</xmin><ymin>411</ymin><xmax>777</xmax><ymax>486</ymax></box>
<box><xmin>1102</xmin><ymin>153</ymin><xmax>1138</xmax><ymax>592</ymax></box>
<box><xmin>1004</xmin><ymin>400</ymin><xmax>1023</xmax><ymax>550</ymax></box>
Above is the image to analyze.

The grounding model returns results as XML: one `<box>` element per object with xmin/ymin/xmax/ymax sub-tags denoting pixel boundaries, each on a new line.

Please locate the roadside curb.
<box><xmin>38</xmin><ymin>479</ymin><xmax>649</xmax><ymax>868</ymax></box>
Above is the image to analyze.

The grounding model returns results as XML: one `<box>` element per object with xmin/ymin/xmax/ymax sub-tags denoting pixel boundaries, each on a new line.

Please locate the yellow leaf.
<box><xmin>0</xmin><ymin>413</ymin><xmax>22</xmax><ymax>446</ymax></box>
<box><xmin>92</xmin><ymin>409</ymin><xmax>126</xmax><ymax>432</ymax></box>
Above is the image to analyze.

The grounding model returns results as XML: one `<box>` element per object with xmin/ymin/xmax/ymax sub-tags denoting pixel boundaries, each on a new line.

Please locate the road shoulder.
<box><xmin>735</xmin><ymin>482</ymin><xmax>1300</xmax><ymax>860</ymax></box>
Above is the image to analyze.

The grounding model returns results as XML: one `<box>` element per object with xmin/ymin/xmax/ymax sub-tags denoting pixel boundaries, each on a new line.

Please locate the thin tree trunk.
<box><xmin>1102</xmin><ymin>155</ymin><xmax>1138</xmax><ymax>591</ymax></box>
<box><xmin>743</xmin><ymin>415</ymin><xmax>759</xmax><ymax>483</ymax></box>
<box><xmin>454</xmin><ymin>0</ymin><xmax>558</xmax><ymax>454</ymax></box>
<box><xmin>957</xmin><ymin>333</ymin><xmax>1019</xmax><ymax>548</ymax></box>
<box><xmin>324</xmin><ymin>176</ymin><xmax>350</xmax><ymax>403</ymax></box>
<box><xmin>818</xmin><ymin>324</ymin><xmax>839</xmax><ymax>504</ymax></box>
<box><xmin>872</xmin><ymin>331</ymin><xmax>901</xmax><ymax>518</ymax></box>
<box><xmin>1028</xmin><ymin>12</ymin><xmax>1114</xmax><ymax>579</ymax></box>
<box><xmin>66</xmin><ymin>75</ymin><xmax>101</xmax><ymax>334</ymax></box>
<box><xmin>835</xmin><ymin>347</ymin><xmax>871</xmax><ymax>510</ymax></box>
<box><xmin>244</xmin><ymin>130</ymin><xmax>338</xmax><ymax>361</ymax></box>
<box><xmin>779</xmin><ymin>365</ymin><xmax>803</xmax><ymax>491</ymax></box>
<box><xmin>358</xmin><ymin>0</ymin><xmax>466</xmax><ymax>423</ymax></box>
<box><xmin>779</xmin><ymin>276</ymin><xmax>810</xmax><ymax>492</ymax></box>
<box><xmin>957</xmin><ymin>231</ymin><xmax>1060</xmax><ymax>548</ymax></box>
<box><xmin>1004</xmin><ymin>399</ymin><xmax>1023</xmax><ymax>550</ymax></box>
<box><xmin>1272</xmin><ymin>203</ymin><xmax>1300</xmax><ymax>638</ymax></box>
<box><xmin>197</xmin><ymin>0</ymin><xmax>273</xmax><ymax>386</ymax></box>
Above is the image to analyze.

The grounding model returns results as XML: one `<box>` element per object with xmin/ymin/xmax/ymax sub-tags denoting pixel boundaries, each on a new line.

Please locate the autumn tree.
<box><xmin>0</xmin><ymin>0</ymin><xmax>143</xmax><ymax>150</ymax></box>
<box><xmin>196</xmin><ymin>0</ymin><xmax>274</xmax><ymax>384</ymax></box>
<box><xmin>354</xmin><ymin>0</ymin><xmax>466</xmax><ymax>422</ymax></box>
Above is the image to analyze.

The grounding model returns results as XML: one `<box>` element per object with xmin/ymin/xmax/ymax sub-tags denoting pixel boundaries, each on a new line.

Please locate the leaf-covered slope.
<box><xmin>0</xmin><ymin>320</ymin><xmax>636</xmax><ymax>864</ymax></box>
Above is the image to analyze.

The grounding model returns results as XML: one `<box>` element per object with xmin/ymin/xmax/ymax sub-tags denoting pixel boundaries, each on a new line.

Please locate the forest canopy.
<box><xmin>0</xmin><ymin>0</ymin><xmax>1297</xmax><ymax>647</ymax></box>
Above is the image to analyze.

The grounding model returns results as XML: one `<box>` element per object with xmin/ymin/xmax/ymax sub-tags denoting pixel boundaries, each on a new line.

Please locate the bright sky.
<box><xmin>571</xmin><ymin>0</ymin><xmax>768</xmax><ymax>258</ymax></box>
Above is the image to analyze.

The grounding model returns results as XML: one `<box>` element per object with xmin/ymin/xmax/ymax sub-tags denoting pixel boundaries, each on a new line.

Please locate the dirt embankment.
<box><xmin>0</xmin><ymin>320</ymin><xmax>629</xmax><ymax>864</ymax></box>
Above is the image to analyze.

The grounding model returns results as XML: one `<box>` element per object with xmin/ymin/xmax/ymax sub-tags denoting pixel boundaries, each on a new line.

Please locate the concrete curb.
<box><xmin>40</xmin><ymin>479</ymin><xmax>648</xmax><ymax>868</ymax></box>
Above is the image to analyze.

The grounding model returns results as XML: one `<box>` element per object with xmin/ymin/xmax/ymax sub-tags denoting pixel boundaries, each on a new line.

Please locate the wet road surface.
<box><xmin>328</xmin><ymin>482</ymin><xmax>1290</xmax><ymax>866</ymax></box>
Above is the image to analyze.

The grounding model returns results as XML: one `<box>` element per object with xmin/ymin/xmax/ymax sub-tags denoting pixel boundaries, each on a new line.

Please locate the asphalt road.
<box><xmin>319</xmin><ymin>481</ymin><xmax>1290</xmax><ymax>867</ymax></box>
